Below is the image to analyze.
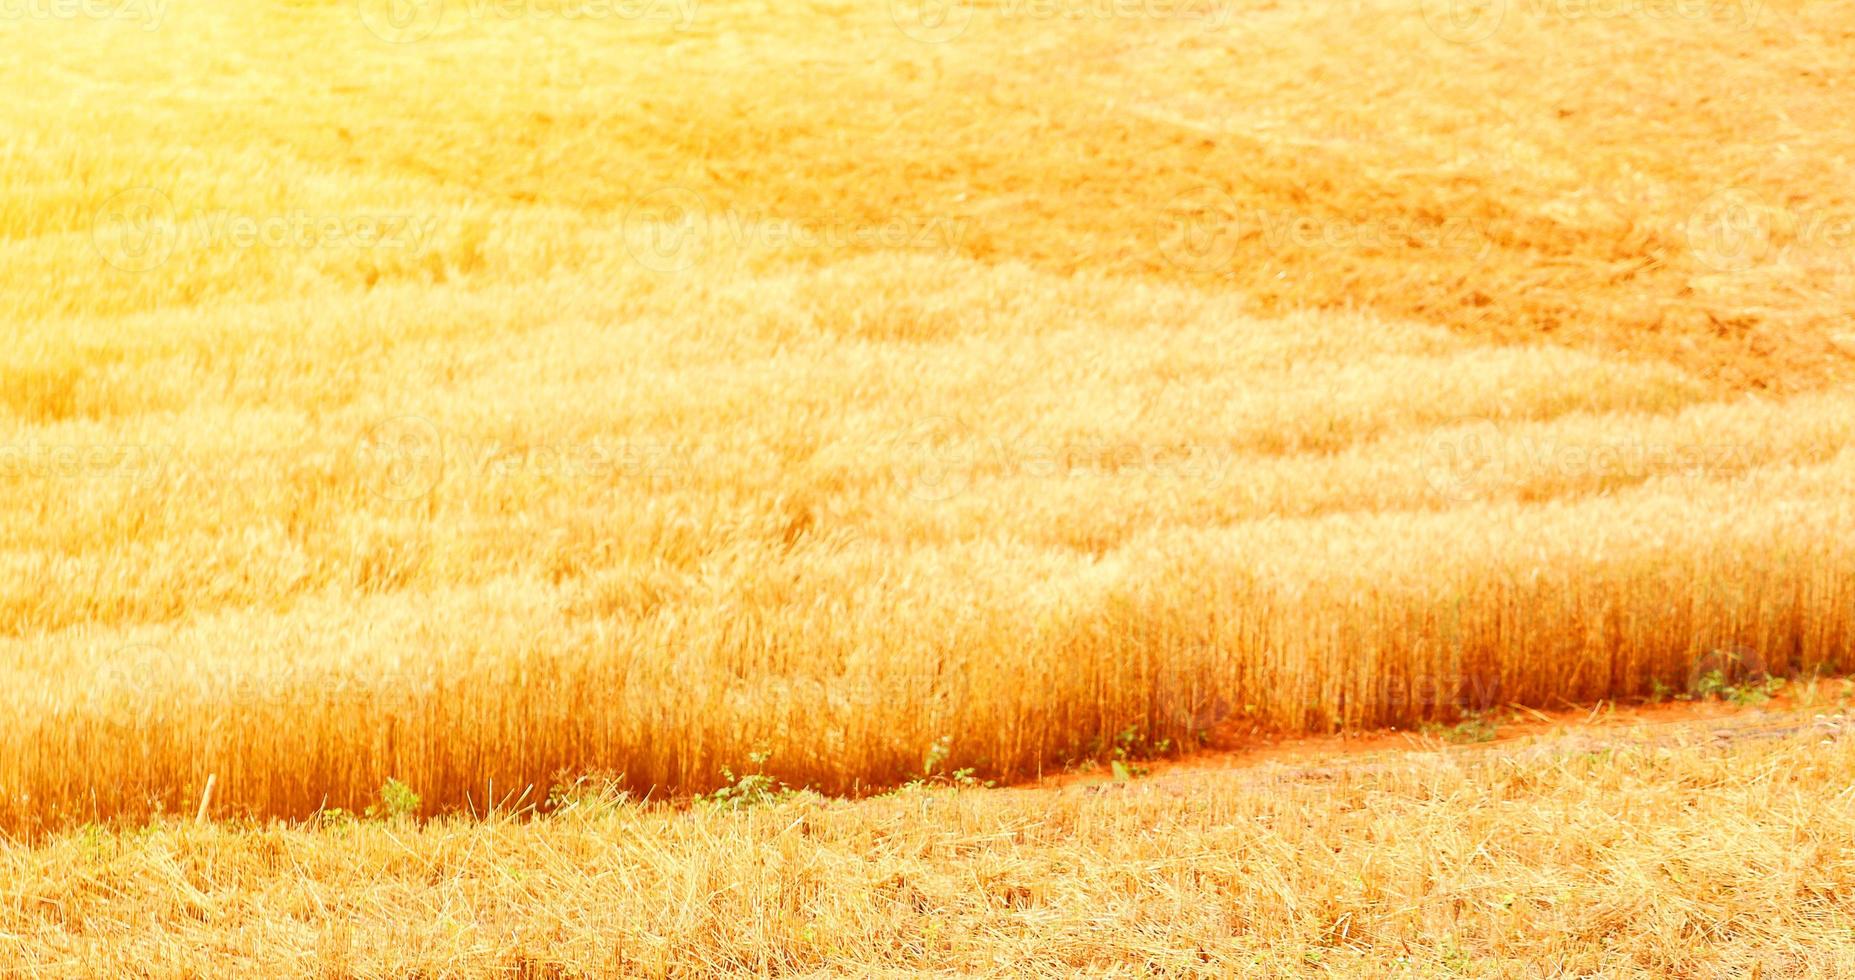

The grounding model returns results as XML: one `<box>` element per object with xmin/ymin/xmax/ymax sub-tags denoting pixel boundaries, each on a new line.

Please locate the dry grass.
<box><xmin>3</xmin><ymin>0</ymin><xmax>1855</xmax><ymax>839</ymax></box>
<box><xmin>4</xmin><ymin>716</ymin><xmax>1854</xmax><ymax>977</ymax></box>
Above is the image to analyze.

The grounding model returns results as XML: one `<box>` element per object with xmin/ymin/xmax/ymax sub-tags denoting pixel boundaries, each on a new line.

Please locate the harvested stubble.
<box><xmin>4</xmin><ymin>723</ymin><xmax>1854</xmax><ymax>976</ymax></box>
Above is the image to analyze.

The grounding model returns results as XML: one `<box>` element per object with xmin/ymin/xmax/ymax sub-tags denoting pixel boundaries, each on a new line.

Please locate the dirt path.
<box><xmin>1039</xmin><ymin>687</ymin><xmax>1855</xmax><ymax>796</ymax></box>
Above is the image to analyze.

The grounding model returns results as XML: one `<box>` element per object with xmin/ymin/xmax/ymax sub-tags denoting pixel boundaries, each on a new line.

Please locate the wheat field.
<box><xmin>4</xmin><ymin>0</ymin><xmax>1855</xmax><ymax>846</ymax></box>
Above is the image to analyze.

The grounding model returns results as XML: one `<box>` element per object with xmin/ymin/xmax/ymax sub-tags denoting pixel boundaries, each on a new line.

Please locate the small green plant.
<box><xmin>1108</xmin><ymin>725</ymin><xmax>1172</xmax><ymax>779</ymax></box>
<box><xmin>1693</xmin><ymin>666</ymin><xmax>1784</xmax><ymax>706</ymax></box>
<box><xmin>1732</xmin><ymin>675</ymin><xmax>1785</xmax><ymax>706</ymax></box>
<box><xmin>946</xmin><ymin>767</ymin><xmax>988</xmax><ymax>787</ymax></box>
<box><xmin>1421</xmin><ymin>711</ymin><xmax>1500</xmax><ymax>744</ymax></box>
<box><xmin>1057</xmin><ymin>726</ymin><xmax>1174</xmax><ymax>778</ymax></box>
<box><xmin>1688</xmin><ymin>648</ymin><xmax>1782</xmax><ymax>705</ymax></box>
<box><xmin>902</xmin><ymin>736</ymin><xmax>994</xmax><ymax>790</ymax></box>
<box><xmin>78</xmin><ymin>823</ymin><xmax>113</xmax><ymax>861</ymax></box>
<box><xmin>697</xmin><ymin>749</ymin><xmax>794</xmax><ymax>808</ymax></box>
<box><xmin>923</xmin><ymin>735</ymin><xmax>952</xmax><ymax>778</ymax></box>
<box><xmin>366</xmin><ymin>778</ymin><xmax>422</xmax><ymax>821</ymax></box>
<box><xmin>1693</xmin><ymin>668</ymin><xmax>1729</xmax><ymax>700</ymax></box>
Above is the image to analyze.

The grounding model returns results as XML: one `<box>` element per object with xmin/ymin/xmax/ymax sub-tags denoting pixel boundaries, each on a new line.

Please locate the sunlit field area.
<box><xmin>6</xmin><ymin>0</ymin><xmax>1855</xmax><ymax>831</ymax></box>
<box><xmin>5</xmin><ymin>0</ymin><xmax>1855</xmax><ymax>960</ymax></box>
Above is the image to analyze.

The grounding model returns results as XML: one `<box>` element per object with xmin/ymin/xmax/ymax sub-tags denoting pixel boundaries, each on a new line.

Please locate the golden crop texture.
<box><xmin>2</xmin><ymin>0</ymin><xmax>1853</xmax><ymax>833</ymax></box>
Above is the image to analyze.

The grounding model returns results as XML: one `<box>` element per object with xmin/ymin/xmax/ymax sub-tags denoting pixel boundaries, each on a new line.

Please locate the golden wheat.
<box><xmin>2</xmin><ymin>0</ymin><xmax>1853</xmax><ymax>837</ymax></box>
